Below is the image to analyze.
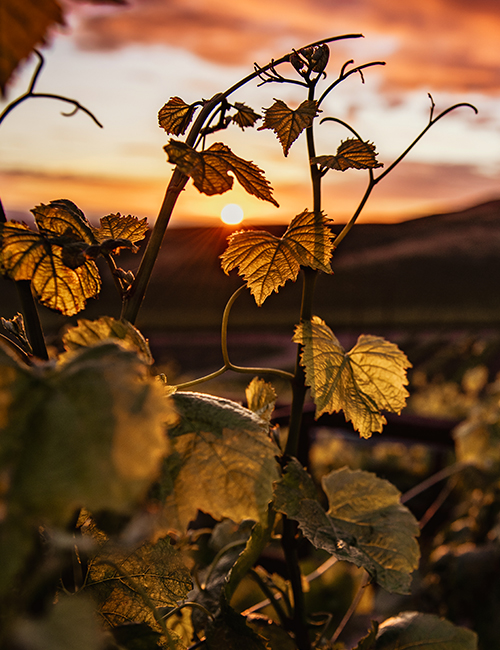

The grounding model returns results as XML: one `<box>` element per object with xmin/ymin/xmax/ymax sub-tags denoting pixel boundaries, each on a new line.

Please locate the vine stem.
<box><xmin>173</xmin><ymin>284</ymin><xmax>294</xmax><ymax>390</ymax></box>
<box><xmin>323</xmin><ymin>98</ymin><xmax>477</xmax><ymax>250</ymax></box>
<box><xmin>121</xmin><ymin>33</ymin><xmax>365</xmax><ymax>325</ymax></box>
<box><xmin>329</xmin><ymin>573</ymin><xmax>370</xmax><ymax>645</ymax></box>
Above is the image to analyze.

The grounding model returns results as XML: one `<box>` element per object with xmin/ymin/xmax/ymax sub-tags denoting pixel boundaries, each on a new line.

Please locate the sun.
<box><xmin>220</xmin><ymin>203</ymin><xmax>244</xmax><ymax>225</ymax></box>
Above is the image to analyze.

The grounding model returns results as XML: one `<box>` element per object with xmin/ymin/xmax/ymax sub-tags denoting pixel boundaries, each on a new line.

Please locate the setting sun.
<box><xmin>220</xmin><ymin>203</ymin><xmax>244</xmax><ymax>225</ymax></box>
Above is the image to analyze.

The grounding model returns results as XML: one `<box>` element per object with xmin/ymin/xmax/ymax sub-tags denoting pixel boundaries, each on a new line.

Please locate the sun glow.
<box><xmin>220</xmin><ymin>203</ymin><xmax>244</xmax><ymax>225</ymax></box>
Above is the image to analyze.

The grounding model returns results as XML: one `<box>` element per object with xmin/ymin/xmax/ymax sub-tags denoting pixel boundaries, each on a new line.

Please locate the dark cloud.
<box><xmin>69</xmin><ymin>0</ymin><xmax>500</xmax><ymax>94</ymax></box>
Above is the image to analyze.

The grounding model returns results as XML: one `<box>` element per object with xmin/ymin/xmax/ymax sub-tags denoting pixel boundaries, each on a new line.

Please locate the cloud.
<box><xmin>70</xmin><ymin>0</ymin><xmax>500</xmax><ymax>94</ymax></box>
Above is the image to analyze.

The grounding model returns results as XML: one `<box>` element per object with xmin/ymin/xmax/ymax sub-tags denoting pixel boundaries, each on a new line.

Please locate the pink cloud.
<box><xmin>70</xmin><ymin>0</ymin><xmax>500</xmax><ymax>93</ymax></box>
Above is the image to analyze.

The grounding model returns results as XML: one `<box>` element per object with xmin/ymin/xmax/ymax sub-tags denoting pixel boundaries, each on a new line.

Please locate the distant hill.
<box><xmin>2</xmin><ymin>199</ymin><xmax>500</xmax><ymax>335</ymax></box>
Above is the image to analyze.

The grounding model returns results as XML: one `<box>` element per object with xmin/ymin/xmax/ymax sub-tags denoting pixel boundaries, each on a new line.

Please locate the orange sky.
<box><xmin>1</xmin><ymin>0</ymin><xmax>499</xmax><ymax>227</ymax></box>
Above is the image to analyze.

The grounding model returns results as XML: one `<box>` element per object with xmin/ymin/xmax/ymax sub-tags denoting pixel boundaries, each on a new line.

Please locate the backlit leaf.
<box><xmin>3</xmin><ymin>343</ymin><xmax>171</xmax><ymax>526</ymax></box>
<box><xmin>156</xmin><ymin>391</ymin><xmax>280</xmax><ymax>533</ymax></box>
<box><xmin>293</xmin><ymin>317</ymin><xmax>411</xmax><ymax>438</ymax></box>
<box><xmin>0</xmin><ymin>0</ymin><xmax>63</xmax><ymax>96</ymax></box>
<box><xmin>221</xmin><ymin>210</ymin><xmax>333</xmax><ymax>306</ymax></box>
<box><xmin>158</xmin><ymin>96</ymin><xmax>198</xmax><ymax>135</ymax></box>
<box><xmin>246</xmin><ymin>377</ymin><xmax>277</xmax><ymax>423</ymax></box>
<box><xmin>0</xmin><ymin>220</ymin><xmax>101</xmax><ymax>316</ymax></box>
<box><xmin>273</xmin><ymin>459</ymin><xmax>420</xmax><ymax>594</ymax></box>
<box><xmin>61</xmin><ymin>316</ymin><xmax>153</xmax><ymax>365</ymax></box>
<box><xmin>313</xmin><ymin>139</ymin><xmax>383</xmax><ymax>172</ymax></box>
<box><xmin>93</xmin><ymin>213</ymin><xmax>149</xmax><ymax>245</ymax></box>
<box><xmin>32</xmin><ymin>199</ymin><xmax>96</xmax><ymax>243</ymax></box>
<box><xmin>258</xmin><ymin>99</ymin><xmax>319</xmax><ymax>156</ymax></box>
<box><xmin>165</xmin><ymin>140</ymin><xmax>279</xmax><ymax>207</ymax></box>
<box><xmin>232</xmin><ymin>102</ymin><xmax>261</xmax><ymax>130</ymax></box>
<box><xmin>12</xmin><ymin>595</ymin><xmax>104</xmax><ymax>650</ymax></box>
<box><xmin>84</xmin><ymin>535</ymin><xmax>192</xmax><ymax>630</ymax></box>
<box><xmin>375</xmin><ymin>611</ymin><xmax>477</xmax><ymax>649</ymax></box>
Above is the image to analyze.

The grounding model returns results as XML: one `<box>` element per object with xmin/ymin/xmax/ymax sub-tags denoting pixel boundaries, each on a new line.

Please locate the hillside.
<box><xmin>2</xmin><ymin>199</ymin><xmax>500</xmax><ymax>338</ymax></box>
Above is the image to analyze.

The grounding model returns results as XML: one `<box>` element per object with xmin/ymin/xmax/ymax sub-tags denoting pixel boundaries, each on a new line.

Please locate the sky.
<box><xmin>0</xmin><ymin>0</ymin><xmax>499</xmax><ymax>227</ymax></box>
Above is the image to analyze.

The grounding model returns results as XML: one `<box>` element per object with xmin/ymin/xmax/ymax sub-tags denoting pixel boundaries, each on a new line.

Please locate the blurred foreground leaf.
<box><xmin>273</xmin><ymin>459</ymin><xmax>420</xmax><ymax>594</ymax></box>
<box><xmin>293</xmin><ymin>316</ymin><xmax>411</xmax><ymax>438</ymax></box>
<box><xmin>0</xmin><ymin>0</ymin><xmax>63</xmax><ymax>96</ymax></box>
<box><xmin>62</xmin><ymin>316</ymin><xmax>153</xmax><ymax>365</ymax></box>
<box><xmin>156</xmin><ymin>392</ymin><xmax>280</xmax><ymax>533</ymax></box>
<box><xmin>375</xmin><ymin>611</ymin><xmax>477</xmax><ymax>649</ymax></box>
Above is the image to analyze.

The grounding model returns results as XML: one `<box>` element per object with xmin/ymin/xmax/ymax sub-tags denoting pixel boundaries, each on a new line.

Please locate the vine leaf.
<box><xmin>313</xmin><ymin>139</ymin><xmax>383</xmax><ymax>172</ymax></box>
<box><xmin>0</xmin><ymin>200</ymin><xmax>148</xmax><ymax>316</ymax></box>
<box><xmin>221</xmin><ymin>210</ymin><xmax>334</xmax><ymax>306</ymax></box>
<box><xmin>206</xmin><ymin>603</ymin><xmax>267</xmax><ymax>650</ymax></box>
<box><xmin>293</xmin><ymin>317</ymin><xmax>411</xmax><ymax>438</ymax></box>
<box><xmin>158</xmin><ymin>96</ymin><xmax>198</xmax><ymax>136</ymax></box>
<box><xmin>165</xmin><ymin>140</ymin><xmax>279</xmax><ymax>207</ymax></box>
<box><xmin>155</xmin><ymin>392</ymin><xmax>280</xmax><ymax>533</ymax></box>
<box><xmin>273</xmin><ymin>460</ymin><xmax>420</xmax><ymax>594</ymax></box>
<box><xmin>84</xmin><ymin>534</ymin><xmax>192</xmax><ymax>630</ymax></box>
<box><xmin>231</xmin><ymin>102</ymin><xmax>261</xmax><ymax>130</ymax></box>
<box><xmin>258</xmin><ymin>99</ymin><xmax>319</xmax><ymax>156</ymax></box>
<box><xmin>0</xmin><ymin>0</ymin><xmax>63</xmax><ymax>96</ymax></box>
<box><xmin>61</xmin><ymin>316</ymin><xmax>153</xmax><ymax>365</ymax></box>
<box><xmin>93</xmin><ymin>213</ymin><xmax>149</xmax><ymax>246</ymax></box>
<box><xmin>354</xmin><ymin>622</ymin><xmax>379</xmax><ymax>650</ymax></box>
<box><xmin>375</xmin><ymin>611</ymin><xmax>478</xmax><ymax>649</ymax></box>
<box><xmin>246</xmin><ymin>377</ymin><xmax>277</xmax><ymax>424</ymax></box>
<box><xmin>2</xmin><ymin>343</ymin><xmax>172</xmax><ymax>527</ymax></box>
<box><xmin>12</xmin><ymin>595</ymin><xmax>104</xmax><ymax>650</ymax></box>
<box><xmin>0</xmin><ymin>220</ymin><xmax>101</xmax><ymax>316</ymax></box>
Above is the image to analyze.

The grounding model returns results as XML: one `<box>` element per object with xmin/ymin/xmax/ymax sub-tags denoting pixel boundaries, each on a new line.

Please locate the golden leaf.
<box><xmin>61</xmin><ymin>316</ymin><xmax>153</xmax><ymax>365</ymax></box>
<box><xmin>221</xmin><ymin>210</ymin><xmax>333</xmax><ymax>306</ymax></box>
<box><xmin>158</xmin><ymin>96</ymin><xmax>197</xmax><ymax>136</ymax></box>
<box><xmin>93</xmin><ymin>213</ymin><xmax>148</xmax><ymax>245</ymax></box>
<box><xmin>246</xmin><ymin>377</ymin><xmax>277</xmax><ymax>423</ymax></box>
<box><xmin>32</xmin><ymin>199</ymin><xmax>96</xmax><ymax>243</ymax></box>
<box><xmin>231</xmin><ymin>102</ymin><xmax>261</xmax><ymax>130</ymax></box>
<box><xmin>314</xmin><ymin>139</ymin><xmax>383</xmax><ymax>172</ymax></box>
<box><xmin>293</xmin><ymin>317</ymin><xmax>411</xmax><ymax>438</ymax></box>
<box><xmin>165</xmin><ymin>140</ymin><xmax>279</xmax><ymax>207</ymax></box>
<box><xmin>0</xmin><ymin>221</ymin><xmax>101</xmax><ymax>316</ymax></box>
<box><xmin>0</xmin><ymin>0</ymin><xmax>63</xmax><ymax>96</ymax></box>
<box><xmin>258</xmin><ymin>99</ymin><xmax>319</xmax><ymax>156</ymax></box>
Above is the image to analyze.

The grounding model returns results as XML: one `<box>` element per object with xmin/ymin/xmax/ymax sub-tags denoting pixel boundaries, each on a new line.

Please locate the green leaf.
<box><xmin>221</xmin><ymin>210</ymin><xmax>333</xmax><ymax>306</ymax></box>
<box><xmin>293</xmin><ymin>317</ymin><xmax>411</xmax><ymax>438</ymax></box>
<box><xmin>164</xmin><ymin>140</ymin><xmax>279</xmax><ymax>207</ymax></box>
<box><xmin>158</xmin><ymin>96</ymin><xmax>198</xmax><ymax>136</ymax></box>
<box><xmin>12</xmin><ymin>595</ymin><xmax>104</xmax><ymax>650</ymax></box>
<box><xmin>313</xmin><ymin>139</ymin><xmax>383</xmax><ymax>172</ymax></box>
<box><xmin>93</xmin><ymin>213</ymin><xmax>149</xmax><ymax>245</ymax></box>
<box><xmin>61</xmin><ymin>316</ymin><xmax>154</xmax><ymax>365</ymax></box>
<box><xmin>4</xmin><ymin>343</ymin><xmax>171</xmax><ymax>527</ymax></box>
<box><xmin>231</xmin><ymin>102</ymin><xmax>261</xmax><ymax>130</ymax></box>
<box><xmin>245</xmin><ymin>377</ymin><xmax>277</xmax><ymax>423</ymax></box>
<box><xmin>84</xmin><ymin>535</ymin><xmax>192</xmax><ymax>630</ymax></box>
<box><xmin>375</xmin><ymin>611</ymin><xmax>477</xmax><ymax>649</ymax></box>
<box><xmin>258</xmin><ymin>99</ymin><xmax>319</xmax><ymax>156</ymax></box>
<box><xmin>156</xmin><ymin>392</ymin><xmax>280</xmax><ymax>533</ymax></box>
<box><xmin>273</xmin><ymin>459</ymin><xmax>420</xmax><ymax>594</ymax></box>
